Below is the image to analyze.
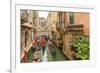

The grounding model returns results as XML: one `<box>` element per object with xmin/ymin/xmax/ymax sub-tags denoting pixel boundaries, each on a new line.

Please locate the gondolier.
<box><xmin>41</xmin><ymin>36</ymin><xmax>46</xmax><ymax>56</ymax></box>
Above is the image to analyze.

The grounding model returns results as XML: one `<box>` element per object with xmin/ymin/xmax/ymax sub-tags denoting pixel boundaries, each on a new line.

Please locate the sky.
<box><xmin>39</xmin><ymin>11</ymin><xmax>49</xmax><ymax>19</ymax></box>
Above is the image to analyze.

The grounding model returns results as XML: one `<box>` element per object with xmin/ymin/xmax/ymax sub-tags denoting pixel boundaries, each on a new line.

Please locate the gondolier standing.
<box><xmin>41</xmin><ymin>36</ymin><xmax>46</xmax><ymax>61</ymax></box>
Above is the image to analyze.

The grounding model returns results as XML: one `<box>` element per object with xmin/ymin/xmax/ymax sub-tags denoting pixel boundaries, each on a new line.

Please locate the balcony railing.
<box><xmin>66</xmin><ymin>24</ymin><xmax>84</xmax><ymax>35</ymax></box>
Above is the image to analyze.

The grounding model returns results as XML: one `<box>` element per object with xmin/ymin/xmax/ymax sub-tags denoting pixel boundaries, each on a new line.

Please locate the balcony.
<box><xmin>66</xmin><ymin>24</ymin><xmax>84</xmax><ymax>35</ymax></box>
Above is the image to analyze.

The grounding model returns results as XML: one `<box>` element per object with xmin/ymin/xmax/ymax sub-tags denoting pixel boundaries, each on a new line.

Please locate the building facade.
<box><xmin>28</xmin><ymin>10</ymin><xmax>38</xmax><ymax>39</ymax></box>
<box><xmin>20</xmin><ymin>10</ymin><xmax>29</xmax><ymax>24</ymax></box>
<box><xmin>47</xmin><ymin>12</ymin><xmax>58</xmax><ymax>38</ymax></box>
<box><xmin>36</xmin><ymin>17</ymin><xmax>47</xmax><ymax>35</ymax></box>
<box><xmin>63</xmin><ymin>12</ymin><xmax>90</xmax><ymax>60</ymax></box>
<box><xmin>21</xmin><ymin>10</ymin><xmax>38</xmax><ymax>62</ymax></box>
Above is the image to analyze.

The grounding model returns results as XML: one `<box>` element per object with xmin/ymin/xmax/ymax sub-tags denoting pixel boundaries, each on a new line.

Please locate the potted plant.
<box><xmin>71</xmin><ymin>36</ymin><xmax>89</xmax><ymax>60</ymax></box>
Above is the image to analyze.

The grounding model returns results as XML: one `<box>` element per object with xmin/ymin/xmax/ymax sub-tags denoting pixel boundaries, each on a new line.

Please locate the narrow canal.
<box><xmin>47</xmin><ymin>41</ymin><xmax>69</xmax><ymax>61</ymax></box>
<box><xmin>23</xmin><ymin>40</ymin><xmax>69</xmax><ymax>63</ymax></box>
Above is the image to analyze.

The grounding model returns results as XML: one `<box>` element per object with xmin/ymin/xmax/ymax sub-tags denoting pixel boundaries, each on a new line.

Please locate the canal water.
<box><xmin>24</xmin><ymin>40</ymin><xmax>69</xmax><ymax>63</ymax></box>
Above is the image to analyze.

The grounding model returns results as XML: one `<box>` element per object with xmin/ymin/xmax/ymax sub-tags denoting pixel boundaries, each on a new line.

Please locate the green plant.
<box><xmin>71</xmin><ymin>36</ymin><xmax>89</xmax><ymax>60</ymax></box>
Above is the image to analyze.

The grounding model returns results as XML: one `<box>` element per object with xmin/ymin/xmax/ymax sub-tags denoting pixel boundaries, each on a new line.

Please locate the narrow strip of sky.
<box><xmin>39</xmin><ymin>11</ymin><xmax>49</xmax><ymax>19</ymax></box>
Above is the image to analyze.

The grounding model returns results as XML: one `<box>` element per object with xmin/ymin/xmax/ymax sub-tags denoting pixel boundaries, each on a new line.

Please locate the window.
<box><xmin>25</xmin><ymin>31</ymin><xmax>28</xmax><ymax>47</ymax></box>
<box><xmin>69</xmin><ymin>12</ymin><xmax>75</xmax><ymax>24</ymax></box>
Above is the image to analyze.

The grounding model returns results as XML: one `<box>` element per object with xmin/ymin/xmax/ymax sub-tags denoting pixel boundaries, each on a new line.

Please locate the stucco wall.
<box><xmin>74</xmin><ymin>12</ymin><xmax>90</xmax><ymax>36</ymax></box>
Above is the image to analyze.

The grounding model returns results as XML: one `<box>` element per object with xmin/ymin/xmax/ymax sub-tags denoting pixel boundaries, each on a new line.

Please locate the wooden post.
<box><xmin>23</xmin><ymin>47</ymin><xmax>27</xmax><ymax>63</ymax></box>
